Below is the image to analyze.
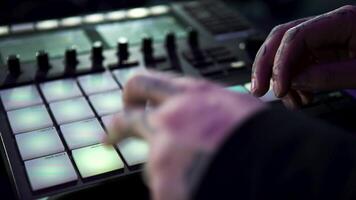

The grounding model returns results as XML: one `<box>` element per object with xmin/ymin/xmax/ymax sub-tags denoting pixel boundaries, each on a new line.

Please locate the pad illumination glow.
<box><xmin>1</xmin><ymin>85</ymin><xmax>43</xmax><ymax>111</ymax></box>
<box><xmin>78</xmin><ymin>72</ymin><xmax>119</xmax><ymax>95</ymax></box>
<box><xmin>16</xmin><ymin>127</ymin><xmax>64</xmax><ymax>160</ymax></box>
<box><xmin>72</xmin><ymin>144</ymin><xmax>124</xmax><ymax>178</ymax></box>
<box><xmin>25</xmin><ymin>152</ymin><xmax>78</xmax><ymax>191</ymax></box>
<box><xmin>227</xmin><ymin>85</ymin><xmax>248</xmax><ymax>93</ymax></box>
<box><xmin>40</xmin><ymin>79</ymin><xmax>82</xmax><ymax>102</ymax></box>
<box><xmin>89</xmin><ymin>90</ymin><xmax>123</xmax><ymax>116</ymax></box>
<box><xmin>50</xmin><ymin>97</ymin><xmax>95</xmax><ymax>125</ymax></box>
<box><xmin>113</xmin><ymin>67</ymin><xmax>143</xmax><ymax>87</ymax></box>
<box><xmin>117</xmin><ymin>137</ymin><xmax>149</xmax><ymax>166</ymax></box>
<box><xmin>60</xmin><ymin>118</ymin><xmax>106</xmax><ymax>150</ymax></box>
<box><xmin>7</xmin><ymin>105</ymin><xmax>53</xmax><ymax>134</ymax></box>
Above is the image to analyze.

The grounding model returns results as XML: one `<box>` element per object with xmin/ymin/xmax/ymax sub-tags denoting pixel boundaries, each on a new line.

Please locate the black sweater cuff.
<box><xmin>193</xmin><ymin>108</ymin><xmax>356</xmax><ymax>200</ymax></box>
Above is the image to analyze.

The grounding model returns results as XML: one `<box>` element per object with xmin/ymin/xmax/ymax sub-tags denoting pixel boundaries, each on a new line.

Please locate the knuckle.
<box><xmin>340</xmin><ymin>5</ymin><xmax>356</xmax><ymax>11</ymax></box>
<box><xmin>270</xmin><ymin>24</ymin><xmax>285</xmax><ymax>35</ymax></box>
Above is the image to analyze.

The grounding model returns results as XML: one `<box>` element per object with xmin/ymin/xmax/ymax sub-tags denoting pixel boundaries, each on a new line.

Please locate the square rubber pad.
<box><xmin>50</xmin><ymin>97</ymin><xmax>95</xmax><ymax>125</ymax></box>
<box><xmin>0</xmin><ymin>30</ymin><xmax>91</xmax><ymax>62</ymax></box>
<box><xmin>72</xmin><ymin>144</ymin><xmax>124</xmax><ymax>178</ymax></box>
<box><xmin>15</xmin><ymin>127</ymin><xmax>64</xmax><ymax>160</ymax></box>
<box><xmin>40</xmin><ymin>79</ymin><xmax>82</xmax><ymax>102</ymax></box>
<box><xmin>25</xmin><ymin>152</ymin><xmax>78</xmax><ymax>191</ymax></box>
<box><xmin>78</xmin><ymin>72</ymin><xmax>119</xmax><ymax>95</ymax></box>
<box><xmin>89</xmin><ymin>90</ymin><xmax>123</xmax><ymax>116</ymax></box>
<box><xmin>101</xmin><ymin>115</ymin><xmax>148</xmax><ymax>166</ymax></box>
<box><xmin>1</xmin><ymin>85</ymin><xmax>43</xmax><ymax>111</ymax></box>
<box><xmin>113</xmin><ymin>67</ymin><xmax>144</xmax><ymax>87</ymax></box>
<box><xmin>60</xmin><ymin>118</ymin><xmax>106</xmax><ymax>150</ymax></box>
<box><xmin>7</xmin><ymin>105</ymin><xmax>53</xmax><ymax>134</ymax></box>
<box><xmin>117</xmin><ymin>137</ymin><xmax>149</xmax><ymax>167</ymax></box>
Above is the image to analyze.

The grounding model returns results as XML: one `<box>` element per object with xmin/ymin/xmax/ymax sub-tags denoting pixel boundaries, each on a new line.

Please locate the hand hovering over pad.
<box><xmin>252</xmin><ymin>5</ymin><xmax>356</xmax><ymax>109</ymax></box>
<box><xmin>104</xmin><ymin>71</ymin><xmax>265</xmax><ymax>200</ymax></box>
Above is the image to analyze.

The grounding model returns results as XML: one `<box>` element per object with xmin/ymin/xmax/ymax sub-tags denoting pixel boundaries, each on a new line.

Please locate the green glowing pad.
<box><xmin>113</xmin><ymin>67</ymin><xmax>144</xmax><ymax>87</ymax></box>
<box><xmin>97</xmin><ymin>16</ymin><xmax>186</xmax><ymax>47</ymax></box>
<box><xmin>227</xmin><ymin>85</ymin><xmax>248</xmax><ymax>93</ymax></box>
<box><xmin>25</xmin><ymin>152</ymin><xmax>78</xmax><ymax>191</ymax></box>
<box><xmin>7</xmin><ymin>105</ymin><xmax>53</xmax><ymax>134</ymax></box>
<box><xmin>49</xmin><ymin>97</ymin><xmax>95</xmax><ymax>125</ymax></box>
<box><xmin>72</xmin><ymin>144</ymin><xmax>124</xmax><ymax>178</ymax></box>
<box><xmin>1</xmin><ymin>85</ymin><xmax>43</xmax><ymax>111</ymax></box>
<box><xmin>78</xmin><ymin>72</ymin><xmax>119</xmax><ymax>95</ymax></box>
<box><xmin>40</xmin><ymin>79</ymin><xmax>82</xmax><ymax>102</ymax></box>
<box><xmin>15</xmin><ymin>127</ymin><xmax>64</xmax><ymax>160</ymax></box>
<box><xmin>117</xmin><ymin>137</ymin><xmax>149</xmax><ymax>167</ymax></box>
<box><xmin>89</xmin><ymin>90</ymin><xmax>123</xmax><ymax>116</ymax></box>
<box><xmin>60</xmin><ymin>118</ymin><xmax>106</xmax><ymax>150</ymax></box>
<box><xmin>0</xmin><ymin>30</ymin><xmax>91</xmax><ymax>62</ymax></box>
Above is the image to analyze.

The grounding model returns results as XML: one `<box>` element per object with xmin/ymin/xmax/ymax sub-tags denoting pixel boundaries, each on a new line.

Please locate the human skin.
<box><xmin>104</xmin><ymin>71</ymin><xmax>265</xmax><ymax>200</ymax></box>
<box><xmin>251</xmin><ymin>5</ymin><xmax>356</xmax><ymax>109</ymax></box>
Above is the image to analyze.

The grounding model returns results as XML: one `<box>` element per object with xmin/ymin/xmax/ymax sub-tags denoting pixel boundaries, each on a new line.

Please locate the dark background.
<box><xmin>0</xmin><ymin>0</ymin><xmax>355</xmax><ymax>199</ymax></box>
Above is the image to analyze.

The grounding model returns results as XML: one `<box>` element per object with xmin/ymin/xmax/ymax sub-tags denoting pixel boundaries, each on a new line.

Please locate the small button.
<box><xmin>117</xmin><ymin>38</ymin><xmax>129</xmax><ymax>62</ymax></box>
<box><xmin>7</xmin><ymin>55</ymin><xmax>21</xmax><ymax>76</ymax></box>
<box><xmin>36</xmin><ymin>50</ymin><xmax>51</xmax><ymax>71</ymax></box>
<box><xmin>25</xmin><ymin>152</ymin><xmax>78</xmax><ymax>191</ymax></box>
<box><xmin>188</xmin><ymin>29</ymin><xmax>199</xmax><ymax>49</ymax></box>
<box><xmin>65</xmin><ymin>46</ymin><xmax>79</xmax><ymax>70</ymax></box>
<box><xmin>49</xmin><ymin>97</ymin><xmax>95</xmax><ymax>125</ymax></box>
<box><xmin>91</xmin><ymin>41</ymin><xmax>104</xmax><ymax>69</ymax></box>
<box><xmin>15</xmin><ymin>127</ymin><xmax>64</xmax><ymax>160</ymax></box>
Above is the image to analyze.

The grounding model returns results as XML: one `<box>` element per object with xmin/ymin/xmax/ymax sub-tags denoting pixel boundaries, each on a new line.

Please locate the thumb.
<box><xmin>291</xmin><ymin>59</ymin><xmax>356</xmax><ymax>91</ymax></box>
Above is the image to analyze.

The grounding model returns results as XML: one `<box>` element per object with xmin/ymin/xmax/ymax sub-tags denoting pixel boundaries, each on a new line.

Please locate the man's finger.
<box><xmin>273</xmin><ymin>5</ymin><xmax>356</xmax><ymax>97</ymax></box>
<box><xmin>292</xmin><ymin>59</ymin><xmax>356</xmax><ymax>91</ymax></box>
<box><xmin>252</xmin><ymin>18</ymin><xmax>310</xmax><ymax>97</ymax></box>
<box><xmin>281</xmin><ymin>90</ymin><xmax>303</xmax><ymax>110</ymax></box>
<box><xmin>104</xmin><ymin>109</ymin><xmax>155</xmax><ymax>145</ymax></box>
<box><xmin>123</xmin><ymin>71</ymin><xmax>182</xmax><ymax>107</ymax></box>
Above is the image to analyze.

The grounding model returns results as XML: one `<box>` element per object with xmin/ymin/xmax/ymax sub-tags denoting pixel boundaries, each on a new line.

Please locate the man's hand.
<box><xmin>104</xmin><ymin>71</ymin><xmax>265</xmax><ymax>200</ymax></box>
<box><xmin>252</xmin><ymin>5</ymin><xmax>356</xmax><ymax>109</ymax></box>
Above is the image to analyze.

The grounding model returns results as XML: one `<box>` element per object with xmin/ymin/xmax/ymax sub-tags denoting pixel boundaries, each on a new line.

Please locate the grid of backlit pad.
<box><xmin>0</xmin><ymin>67</ymin><xmax>149</xmax><ymax>194</ymax></box>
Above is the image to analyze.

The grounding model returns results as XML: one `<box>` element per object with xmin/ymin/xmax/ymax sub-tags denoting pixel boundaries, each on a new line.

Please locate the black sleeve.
<box><xmin>193</xmin><ymin>108</ymin><xmax>356</xmax><ymax>200</ymax></box>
